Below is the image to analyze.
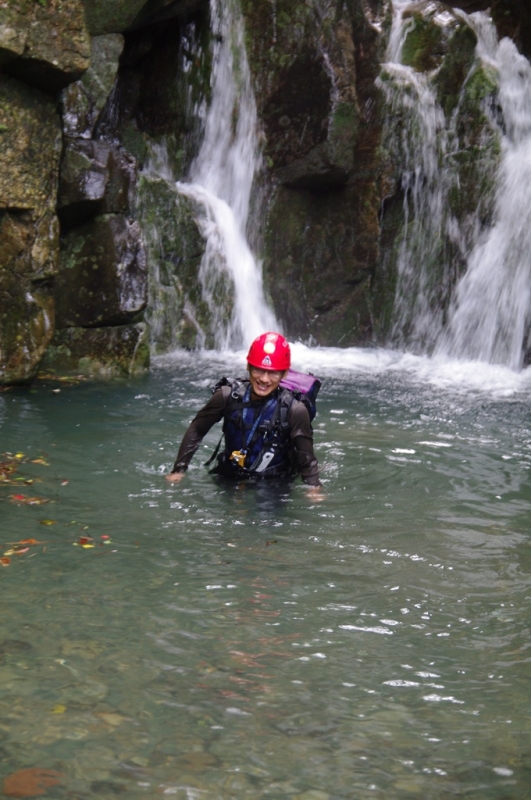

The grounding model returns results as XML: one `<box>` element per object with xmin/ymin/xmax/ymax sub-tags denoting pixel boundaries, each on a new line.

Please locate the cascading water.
<box><xmin>436</xmin><ymin>23</ymin><xmax>531</xmax><ymax>370</ymax></box>
<box><xmin>176</xmin><ymin>0</ymin><xmax>278</xmax><ymax>350</ymax></box>
<box><xmin>381</xmin><ymin>1</ymin><xmax>531</xmax><ymax>370</ymax></box>
<box><xmin>377</xmin><ymin>1</ymin><xmax>456</xmax><ymax>352</ymax></box>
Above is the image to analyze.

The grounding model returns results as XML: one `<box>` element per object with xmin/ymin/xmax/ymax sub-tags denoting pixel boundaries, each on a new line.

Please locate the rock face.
<box><xmin>241</xmin><ymin>0</ymin><xmax>386</xmax><ymax>345</ymax></box>
<box><xmin>0</xmin><ymin>0</ymin><xmax>90</xmax><ymax>92</ymax></box>
<box><xmin>0</xmin><ymin>75</ymin><xmax>61</xmax><ymax>384</ymax></box>
<box><xmin>2</xmin><ymin>0</ymin><xmax>531</xmax><ymax>382</ymax></box>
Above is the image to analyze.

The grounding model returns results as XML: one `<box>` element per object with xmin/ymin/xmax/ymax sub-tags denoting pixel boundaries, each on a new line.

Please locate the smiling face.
<box><xmin>248</xmin><ymin>365</ymin><xmax>285</xmax><ymax>399</ymax></box>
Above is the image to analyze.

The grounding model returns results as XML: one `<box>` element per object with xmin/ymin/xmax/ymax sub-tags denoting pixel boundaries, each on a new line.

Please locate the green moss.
<box><xmin>461</xmin><ymin>63</ymin><xmax>498</xmax><ymax>109</ymax></box>
<box><xmin>401</xmin><ymin>12</ymin><xmax>444</xmax><ymax>72</ymax></box>
<box><xmin>434</xmin><ymin>23</ymin><xmax>477</xmax><ymax>117</ymax></box>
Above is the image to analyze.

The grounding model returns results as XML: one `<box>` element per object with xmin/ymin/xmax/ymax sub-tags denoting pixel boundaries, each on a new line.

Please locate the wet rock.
<box><xmin>0</xmin><ymin>0</ymin><xmax>90</xmax><ymax>94</ymax></box>
<box><xmin>137</xmin><ymin>174</ymin><xmax>208</xmax><ymax>351</ymax></box>
<box><xmin>42</xmin><ymin>324</ymin><xmax>149</xmax><ymax>377</ymax></box>
<box><xmin>62</xmin><ymin>34</ymin><xmax>125</xmax><ymax>139</ymax></box>
<box><xmin>0</xmin><ymin>75</ymin><xmax>61</xmax><ymax>384</ymax></box>
<box><xmin>263</xmin><ymin>43</ymin><xmax>357</xmax><ymax>190</ymax></box>
<box><xmin>58</xmin><ymin>140</ymin><xmax>136</xmax><ymax>228</ymax></box>
<box><xmin>242</xmin><ymin>0</ymin><xmax>383</xmax><ymax>345</ymax></box>
<box><xmin>55</xmin><ymin>215</ymin><xmax>147</xmax><ymax>328</ymax></box>
<box><xmin>400</xmin><ymin>10</ymin><xmax>445</xmax><ymax>73</ymax></box>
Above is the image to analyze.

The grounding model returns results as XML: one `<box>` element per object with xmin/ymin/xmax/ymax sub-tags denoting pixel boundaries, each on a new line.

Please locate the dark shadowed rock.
<box><xmin>80</xmin><ymin>0</ymin><xmax>207</xmax><ymax>36</ymax></box>
<box><xmin>58</xmin><ymin>140</ymin><xmax>136</xmax><ymax>228</ymax></box>
<box><xmin>55</xmin><ymin>215</ymin><xmax>147</xmax><ymax>328</ymax></box>
<box><xmin>61</xmin><ymin>34</ymin><xmax>124</xmax><ymax>139</ymax></box>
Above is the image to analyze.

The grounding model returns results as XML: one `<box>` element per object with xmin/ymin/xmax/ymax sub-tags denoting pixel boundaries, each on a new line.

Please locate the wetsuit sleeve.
<box><xmin>288</xmin><ymin>399</ymin><xmax>321</xmax><ymax>486</ymax></box>
<box><xmin>171</xmin><ymin>386</ymin><xmax>230</xmax><ymax>472</ymax></box>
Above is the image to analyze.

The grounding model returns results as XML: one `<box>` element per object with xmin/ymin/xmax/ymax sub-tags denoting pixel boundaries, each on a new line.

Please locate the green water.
<box><xmin>1</xmin><ymin>350</ymin><xmax>531</xmax><ymax>799</ymax></box>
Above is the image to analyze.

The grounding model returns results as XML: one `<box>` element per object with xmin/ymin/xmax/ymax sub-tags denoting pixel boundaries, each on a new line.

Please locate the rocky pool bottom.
<box><xmin>1</xmin><ymin>347</ymin><xmax>530</xmax><ymax>799</ymax></box>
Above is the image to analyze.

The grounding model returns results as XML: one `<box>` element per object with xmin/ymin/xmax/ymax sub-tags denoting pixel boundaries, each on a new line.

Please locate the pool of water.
<box><xmin>1</xmin><ymin>347</ymin><xmax>531</xmax><ymax>799</ymax></box>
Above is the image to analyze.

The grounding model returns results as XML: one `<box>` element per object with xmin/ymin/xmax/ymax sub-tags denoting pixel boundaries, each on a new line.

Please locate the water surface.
<box><xmin>1</xmin><ymin>348</ymin><xmax>530</xmax><ymax>799</ymax></box>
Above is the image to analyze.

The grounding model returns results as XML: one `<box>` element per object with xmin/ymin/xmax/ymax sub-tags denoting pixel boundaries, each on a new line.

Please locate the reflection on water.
<box><xmin>1</xmin><ymin>348</ymin><xmax>531</xmax><ymax>798</ymax></box>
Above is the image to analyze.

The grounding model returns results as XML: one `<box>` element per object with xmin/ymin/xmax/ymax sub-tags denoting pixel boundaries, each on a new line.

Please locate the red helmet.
<box><xmin>247</xmin><ymin>332</ymin><xmax>291</xmax><ymax>371</ymax></box>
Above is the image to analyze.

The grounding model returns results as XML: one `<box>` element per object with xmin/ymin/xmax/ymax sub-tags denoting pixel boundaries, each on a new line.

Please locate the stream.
<box><xmin>1</xmin><ymin>346</ymin><xmax>530</xmax><ymax>798</ymax></box>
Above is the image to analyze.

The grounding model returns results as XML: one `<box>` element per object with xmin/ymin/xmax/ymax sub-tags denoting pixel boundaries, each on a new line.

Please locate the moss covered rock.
<box><xmin>0</xmin><ymin>75</ymin><xmax>61</xmax><ymax>384</ymax></box>
<box><xmin>0</xmin><ymin>0</ymin><xmax>90</xmax><ymax>94</ymax></box>
<box><xmin>137</xmin><ymin>173</ymin><xmax>209</xmax><ymax>351</ymax></box>
<box><xmin>42</xmin><ymin>323</ymin><xmax>149</xmax><ymax>376</ymax></box>
<box><xmin>55</xmin><ymin>214</ymin><xmax>147</xmax><ymax>328</ymax></box>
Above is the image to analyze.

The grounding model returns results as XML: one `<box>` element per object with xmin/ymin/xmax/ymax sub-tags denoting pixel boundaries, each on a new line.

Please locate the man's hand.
<box><xmin>306</xmin><ymin>485</ymin><xmax>325</xmax><ymax>502</ymax></box>
<box><xmin>165</xmin><ymin>472</ymin><xmax>185</xmax><ymax>484</ymax></box>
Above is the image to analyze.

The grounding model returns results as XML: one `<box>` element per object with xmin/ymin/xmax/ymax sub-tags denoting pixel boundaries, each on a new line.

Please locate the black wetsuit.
<box><xmin>171</xmin><ymin>384</ymin><xmax>320</xmax><ymax>486</ymax></box>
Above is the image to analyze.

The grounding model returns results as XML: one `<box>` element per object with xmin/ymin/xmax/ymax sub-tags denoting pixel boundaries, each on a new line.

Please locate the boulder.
<box><xmin>41</xmin><ymin>324</ymin><xmax>149</xmax><ymax>377</ymax></box>
<box><xmin>61</xmin><ymin>34</ymin><xmax>124</xmax><ymax>139</ymax></box>
<box><xmin>0</xmin><ymin>75</ymin><xmax>61</xmax><ymax>384</ymax></box>
<box><xmin>55</xmin><ymin>215</ymin><xmax>147</xmax><ymax>328</ymax></box>
<box><xmin>0</xmin><ymin>0</ymin><xmax>90</xmax><ymax>94</ymax></box>
<box><xmin>58</xmin><ymin>140</ymin><xmax>136</xmax><ymax>228</ymax></box>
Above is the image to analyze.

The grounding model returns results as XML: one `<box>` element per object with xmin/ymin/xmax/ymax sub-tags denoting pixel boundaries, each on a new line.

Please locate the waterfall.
<box><xmin>176</xmin><ymin>0</ymin><xmax>278</xmax><ymax>350</ymax></box>
<box><xmin>436</xmin><ymin>26</ymin><xmax>531</xmax><ymax>370</ymax></box>
<box><xmin>377</xmin><ymin>2</ymin><xmax>457</xmax><ymax>352</ymax></box>
<box><xmin>381</xmin><ymin>1</ymin><xmax>531</xmax><ymax>370</ymax></box>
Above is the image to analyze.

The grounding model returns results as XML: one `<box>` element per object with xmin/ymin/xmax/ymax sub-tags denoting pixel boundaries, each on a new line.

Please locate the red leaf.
<box><xmin>2</xmin><ymin>768</ymin><xmax>63</xmax><ymax>797</ymax></box>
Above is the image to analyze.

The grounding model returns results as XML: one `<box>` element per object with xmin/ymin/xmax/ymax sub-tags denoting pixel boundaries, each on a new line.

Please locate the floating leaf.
<box><xmin>31</xmin><ymin>458</ymin><xmax>50</xmax><ymax>466</ymax></box>
<box><xmin>51</xmin><ymin>704</ymin><xmax>67</xmax><ymax>714</ymax></box>
<box><xmin>18</xmin><ymin>538</ymin><xmax>42</xmax><ymax>546</ymax></box>
<box><xmin>9</xmin><ymin>495</ymin><xmax>51</xmax><ymax>506</ymax></box>
<box><xmin>39</xmin><ymin>520</ymin><xmax>57</xmax><ymax>526</ymax></box>
<box><xmin>2</xmin><ymin>767</ymin><xmax>64</xmax><ymax>797</ymax></box>
<box><xmin>0</xmin><ymin>557</ymin><xmax>11</xmax><ymax>567</ymax></box>
<box><xmin>60</xmin><ymin>480</ymin><xmax>69</xmax><ymax>486</ymax></box>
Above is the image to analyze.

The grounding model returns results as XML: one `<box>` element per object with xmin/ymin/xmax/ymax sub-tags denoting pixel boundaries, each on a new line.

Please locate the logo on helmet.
<box><xmin>262</xmin><ymin>355</ymin><xmax>272</xmax><ymax>366</ymax></box>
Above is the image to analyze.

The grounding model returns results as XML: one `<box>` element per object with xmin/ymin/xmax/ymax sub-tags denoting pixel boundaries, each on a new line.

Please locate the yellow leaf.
<box><xmin>40</xmin><ymin>519</ymin><xmax>57</xmax><ymax>526</ymax></box>
<box><xmin>15</xmin><ymin>453</ymin><xmax>24</xmax><ymax>459</ymax></box>
<box><xmin>51</xmin><ymin>704</ymin><xmax>67</xmax><ymax>714</ymax></box>
<box><xmin>81</xmin><ymin>544</ymin><xmax>95</xmax><ymax>549</ymax></box>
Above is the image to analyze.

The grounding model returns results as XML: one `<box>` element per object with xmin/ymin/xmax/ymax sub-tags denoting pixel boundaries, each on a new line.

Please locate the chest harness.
<box><xmin>208</xmin><ymin>379</ymin><xmax>295</xmax><ymax>478</ymax></box>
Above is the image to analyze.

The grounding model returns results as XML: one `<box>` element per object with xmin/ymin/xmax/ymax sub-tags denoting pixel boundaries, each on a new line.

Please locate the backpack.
<box><xmin>279</xmin><ymin>369</ymin><xmax>321</xmax><ymax>422</ymax></box>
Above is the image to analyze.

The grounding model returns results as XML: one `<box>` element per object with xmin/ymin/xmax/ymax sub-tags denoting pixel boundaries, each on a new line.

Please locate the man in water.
<box><xmin>166</xmin><ymin>332</ymin><xmax>322</xmax><ymax>495</ymax></box>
